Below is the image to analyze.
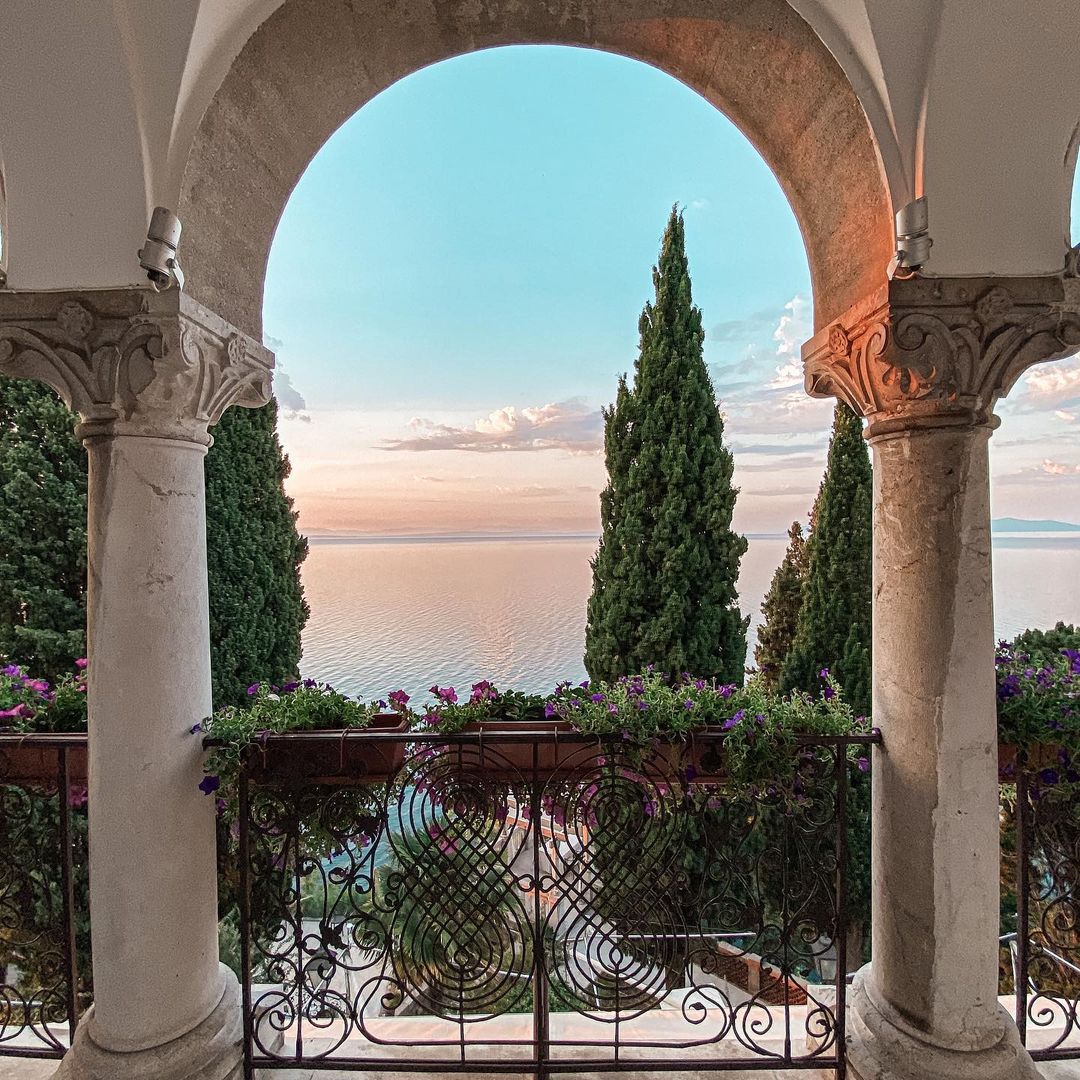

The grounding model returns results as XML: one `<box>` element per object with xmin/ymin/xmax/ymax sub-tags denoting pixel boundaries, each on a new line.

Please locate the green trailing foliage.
<box><xmin>780</xmin><ymin>403</ymin><xmax>873</xmax><ymax>717</ymax></box>
<box><xmin>585</xmin><ymin>207</ymin><xmax>748</xmax><ymax>685</ymax></box>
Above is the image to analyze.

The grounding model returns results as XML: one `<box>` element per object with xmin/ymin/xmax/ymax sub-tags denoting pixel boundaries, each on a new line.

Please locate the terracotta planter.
<box><xmin>678</xmin><ymin>729</ymin><xmax>729</xmax><ymax>784</ymax></box>
<box><xmin>998</xmin><ymin>742</ymin><xmax>1074</xmax><ymax>782</ymax></box>
<box><xmin>444</xmin><ymin>723</ymin><xmax>729</xmax><ymax>785</ymax></box>
<box><xmin>242</xmin><ymin>715</ymin><xmax>410</xmax><ymax>786</ymax></box>
<box><xmin>455</xmin><ymin>719</ymin><xmax>579</xmax><ymax>781</ymax></box>
<box><xmin>0</xmin><ymin>736</ymin><xmax>88</xmax><ymax>786</ymax></box>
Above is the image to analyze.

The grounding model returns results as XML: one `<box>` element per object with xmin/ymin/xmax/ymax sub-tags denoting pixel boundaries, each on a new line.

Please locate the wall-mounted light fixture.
<box><xmin>888</xmin><ymin>196</ymin><xmax>932</xmax><ymax>278</ymax></box>
<box><xmin>138</xmin><ymin>206</ymin><xmax>185</xmax><ymax>292</ymax></box>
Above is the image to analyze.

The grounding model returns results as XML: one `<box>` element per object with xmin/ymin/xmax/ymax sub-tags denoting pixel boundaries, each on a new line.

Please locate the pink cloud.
<box><xmin>382</xmin><ymin>399</ymin><xmax>603</xmax><ymax>454</ymax></box>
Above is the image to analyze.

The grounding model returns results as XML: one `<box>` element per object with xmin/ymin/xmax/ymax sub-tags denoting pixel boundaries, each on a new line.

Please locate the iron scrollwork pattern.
<box><xmin>237</xmin><ymin>732</ymin><xmax>865</xmax><ymax>1078</ymax></box>
<box><xmin>0</xmin><ymin>738</ymin><xmax>88</xmax><ymax>1057</ymax></box>
<box><xmin>1014</xmin><ymin>759</ymin><xmax>1080</xmax><ymax>1059</ymax></box>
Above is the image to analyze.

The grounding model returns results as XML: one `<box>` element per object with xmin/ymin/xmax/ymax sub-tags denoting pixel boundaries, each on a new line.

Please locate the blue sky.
<box><xmin>265</xmin><ymin>45</ymin><xmax>1080</xmax><ymax>536</ymax></box>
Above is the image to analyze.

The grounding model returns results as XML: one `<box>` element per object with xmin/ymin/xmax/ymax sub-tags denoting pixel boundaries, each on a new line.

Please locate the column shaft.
<box><xmin>84</xmin><ymin>433</ymin><xmax>221</xmax><ymax>1049</ymax></box>
<box><xmin>868</xmin><ymin>422</ymin><xmax>1000</xmax><ymax>1045</ymax></box>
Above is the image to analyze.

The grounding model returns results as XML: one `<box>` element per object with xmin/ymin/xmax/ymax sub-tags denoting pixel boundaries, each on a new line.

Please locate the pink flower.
<box><xmin>74</xmin><ymin>658</ymin><xmax>88</xmax><ymax>670</ymax></box>
<box><xmin>429</xmin><ymin>684</ymin><xmax>458</xmax><ymax>704</ymax></box>
<box><xmin>469</xmin><ymin>680</ymin><xmax>497</xmax><ymax>704</ymax></box>
<box><xmin>388</xmin><ymin>689</ymin><xmax>410</xmax><ymax>710</ymax></box>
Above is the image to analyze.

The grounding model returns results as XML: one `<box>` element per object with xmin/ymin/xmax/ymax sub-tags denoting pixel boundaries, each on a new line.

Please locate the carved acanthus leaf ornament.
<box><xmin>0</xmin><ymin>289</ymin><xmax>274</xmax><ymax>444</ymax></box>
<box><xmin>803</xmin><ymin>274</ymin><xmax>1080</xmax><ymax>435</ymax></box>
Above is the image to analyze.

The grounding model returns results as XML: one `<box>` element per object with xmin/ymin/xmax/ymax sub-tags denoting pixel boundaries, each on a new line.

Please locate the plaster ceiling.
<box><xmin>1</xmin><ymin>0</ymin><xmax>1078</xmax><ymax>292</ymax></box>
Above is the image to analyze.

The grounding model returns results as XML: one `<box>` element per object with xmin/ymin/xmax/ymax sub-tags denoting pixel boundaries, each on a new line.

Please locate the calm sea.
<box><xmin>299</xmin><ymin>534</ymin><xmax>1080</xmax><ymax>700</ymax></box>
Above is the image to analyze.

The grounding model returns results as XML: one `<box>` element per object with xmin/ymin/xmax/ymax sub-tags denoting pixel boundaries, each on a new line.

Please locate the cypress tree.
<box><xmin>0</xmin><ymin>380</ymin><xmax>309</xmax><ymax>706</ymax></box>
<box><xmin>585</xmin><ymin>207</ymin><xmax>748</xmax><ymax>683</ymax></box>
<box><xmin>780</xmin><ymin>403</ymin><xmax>872</xmax><ymax>715</ymax></box>
<box><xmin>205</xmin><ymin>402</ymin><xmax>310</xmax><ymax>707</ymax></box>
<box><xmin>754</xmin><ymin>520</ymin><xmax>808</xmax><ymax>689</ymax></box>
<box><xmin>0</xmin><ymin>378</ymin><xmax>87</xmax><ymax>676</ymax></box>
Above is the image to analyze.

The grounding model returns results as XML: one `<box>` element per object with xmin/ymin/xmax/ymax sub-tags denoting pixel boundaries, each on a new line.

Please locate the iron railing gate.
<box><xmin>1007</xmin><ymin>752</ymin><xmax>1080</xmax><ymax>1059</ymax></box>
<box><xmin>233</xmin><ymin>730</ymin><xmax>876</xmax><ymax>1079</ymax></box>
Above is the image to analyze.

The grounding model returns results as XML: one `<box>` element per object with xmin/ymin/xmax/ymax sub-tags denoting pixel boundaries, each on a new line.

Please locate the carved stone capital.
<box><xmin>803</xmin><ymin>273</ymin><xmax>1080</xmax><ymax>439</ymax></box>
<box><xmin>0</xmin><ymin>288</ymin><xmax>274</xmax><ymax>444</ymax></box>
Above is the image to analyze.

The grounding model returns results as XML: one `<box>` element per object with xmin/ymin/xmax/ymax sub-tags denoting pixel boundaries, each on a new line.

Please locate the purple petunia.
<box><xmin>857</xmin><ymin>757</ymin><xmax>870</xmax><ymax>773</ymax></box>
<box><xmin>246</xmin><ymin>683</ymin><xmax>260</xmax><ymax>696</ymax></box>
<box><xmin>198</xmin><ymin>774</ymin><xmax>221</xmax><ymax>796</ymax></box>
<box><xmin>388</xmin><ymin>689</ymin><xmax>410</xmax><ymax>709</ymax></box>
<box><xmin>722</xmin><ymin>709</ymin><xmax>746</xmax><ymax>731</ymax></box>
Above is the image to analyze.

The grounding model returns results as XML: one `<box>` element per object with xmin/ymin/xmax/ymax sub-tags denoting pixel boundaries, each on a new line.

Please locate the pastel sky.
<box><xmin>264</xmin><ymin>45</ymin><xmax>1080</xmax><ymax>538</ymax></box>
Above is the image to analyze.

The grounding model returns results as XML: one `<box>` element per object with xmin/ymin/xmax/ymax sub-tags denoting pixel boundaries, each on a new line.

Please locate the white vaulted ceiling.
<box><xmin>1</xmin><ymin>0</ymin><xmax>1079</xmax><ymax>290</ymax></box>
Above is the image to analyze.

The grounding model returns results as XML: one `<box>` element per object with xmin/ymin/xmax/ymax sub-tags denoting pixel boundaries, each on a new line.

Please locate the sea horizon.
<box><xmin>304</xmin><ymin>519</ymin><xmax>1080</xmax><ymax>545</ymax></box>
<box><xmin>298</xmin><ymin>531</ymin><xmax>1080</xmax><ymax>700</ymax></box>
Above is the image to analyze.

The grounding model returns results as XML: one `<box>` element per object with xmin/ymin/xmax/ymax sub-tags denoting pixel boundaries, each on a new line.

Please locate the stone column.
<box><xmin>802</xmin><ymin>273</ymin><xmax>1080</xmax><ymax>1080</ymax></box>
<box><xmin>0</xmin><ymin>289</ymin><xmax>273</xmax><ymax>1080</ymax></box>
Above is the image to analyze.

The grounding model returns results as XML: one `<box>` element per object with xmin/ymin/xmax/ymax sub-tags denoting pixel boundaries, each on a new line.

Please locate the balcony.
<box><xmin>0</xmin><ymin>731</ymin><xmax>1075</xmax><ymax>1079</ymax></box>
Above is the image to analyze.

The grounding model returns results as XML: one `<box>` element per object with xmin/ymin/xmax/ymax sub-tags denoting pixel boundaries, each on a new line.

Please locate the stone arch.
<box><xmin>180</xmin><ymin>0</ymin><xmax>893</xmax><ymax>340</ymax></box>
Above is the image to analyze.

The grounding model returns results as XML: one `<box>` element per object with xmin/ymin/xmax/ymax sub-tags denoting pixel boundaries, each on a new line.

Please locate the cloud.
<box><xmin>768</xmin><ymin>294</ymin><xmax>812</xmax><ymax>389</ymax></box>
<box><xmin>494</xmin><ymin>484</ymin><xmax>597</xmax><ymax>499</ymax></box>
<box><xmin>689</xmin><ymin>198</ymin><xmax>710</xmax><ymax>211</ymax></box>
<box><xmin>730</xmin><ymin>441</ymin><xmax>823</xmax><ymax>456</ymax></box>
<box><xmin>1015</xmin><ymin>356</ymin><xmax>1080</xmax><ymax>411</ymax></box>
<box><xmin>412</xmin><ymin>473</ymin><xmax>481</xmax><ymax>484</ymax></box>
<box><xmin>737</xmin><ymin>454</ymin><xmax>820</xmax><ymax>472</ymax></box>
<box><xmin>1039</xmin><ymin>459</ymin><xmax>1080</xmax><ymax>476</ymax></box>
<box><xmin>274</xmin><ymin>367</ymin><xmax>309</xmax><ymax>421</ymax></box>
<box><xmin>1056</xmin><ymin>410</ymin><xmax>1077</xmax><ymax>422</ymax></box>
<box><xmin>996</xmin><ymin>459</ymin><xmax>1080</xmax><ymax>484</ymax></box>
<box><xmin>749</xmin><ymin>484</ymin><xmax>819</xmax><ymax>499</ymax></box>
<box><xmin>382</xmin><ymin>399</ymin><xmax>604</xmax><ymax>454</ymax></box>
<box><xmin>262</xmin><ymin>336</ymin><xmax>310</xmax><ymax>420</ymax></box>
<box><xmin>710</xmin><ymin>309</ymin><xmax>777</xmax><ymax>343</ymax></box>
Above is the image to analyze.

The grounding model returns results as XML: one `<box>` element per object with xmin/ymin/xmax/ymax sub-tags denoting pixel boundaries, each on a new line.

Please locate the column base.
<box><xmin>847</xmin><ymin>969</ymin><xmax>1040</xmax><ymax>1080</ymax></box>
<box><xmin>51</xmin><ymin>965</ymin><xmax>242</xmax><ymax>1080</ymax></box>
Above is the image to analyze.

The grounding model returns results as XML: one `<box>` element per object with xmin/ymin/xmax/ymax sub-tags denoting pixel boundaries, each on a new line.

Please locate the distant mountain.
<box><xmin>992</xmin><ymin>517</ymin><xmax>1080</xmax><ymax>533</ymax></box>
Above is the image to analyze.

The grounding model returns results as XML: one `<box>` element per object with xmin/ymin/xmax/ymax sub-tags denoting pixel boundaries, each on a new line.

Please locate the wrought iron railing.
<box><xmin>229</xmin><ymin>729</ymin><xmax>875</xmax><ymax>1079</ymax></box>
<box><xmin>1006</xmin><ymin>753</ymin><xmax>1080</xmax><ymax>1060</ymax></box>
<box><xmin>0</xmin><ymin>733</ymin><xmax>89</xmax><ymax>1058</ymax></box>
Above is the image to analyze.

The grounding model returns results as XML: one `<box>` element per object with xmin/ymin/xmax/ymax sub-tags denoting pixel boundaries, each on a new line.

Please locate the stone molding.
<box><xmin>0</xmin><ymin>288</ymin><xmax>273</xmax><ymax>444</ymax></box>
<box><xmin>802</xmin><ymin>272</ymin><xmax>1080</xmax><ymax>438</ymax></box>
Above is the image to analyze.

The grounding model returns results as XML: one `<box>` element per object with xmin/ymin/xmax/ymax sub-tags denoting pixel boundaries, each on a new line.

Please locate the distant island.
<box><xmin>992</xmin><ymin>517</ymin><xmax>1080</xmax><ymax>533</ymax></box>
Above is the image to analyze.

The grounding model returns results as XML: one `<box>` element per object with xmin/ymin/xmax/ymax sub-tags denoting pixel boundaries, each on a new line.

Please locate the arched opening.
<box><xmin>262</xmin><ymin>44</ymin><xmax>832</xmax><ymax>697</ymax></box>
<box><xmin>987</xmin><ymin>153</ymin><xmax>1080</xmax><ymax>639</ymax></box>
<box><xmin>179</xmin><ymin>0</ymin><xmax>893</xmax><ymax>341</ymax></box>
